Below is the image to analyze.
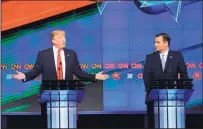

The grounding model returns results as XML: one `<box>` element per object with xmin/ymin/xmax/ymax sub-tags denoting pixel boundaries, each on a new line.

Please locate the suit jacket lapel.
<box><xmin>49</xmin><ymin>48</ymin><xmax>57</xmax><ymax>79</ymax></box>
<box><xmin>64</xmin><ymin>49</ymin><xmax>71</xmax><ymax>79</ymax></box>
<box><xmin>155</xmin><ymin>52</ymin><xmax>163</xmax><ymax>72</ymax></box>
<box><xmin>164</xmin><ymin>50</ymin><xmax>172</xmax><ymax>72</ymax></box>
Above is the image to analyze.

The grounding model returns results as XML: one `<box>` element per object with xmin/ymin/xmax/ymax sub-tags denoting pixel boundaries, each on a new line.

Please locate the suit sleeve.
<box><xmin>73</xmin><ymin>52</ymin><xmax>96</xmax><ymax>81</ymax></box>
<box><xmin>178</xmin><ymin>52</ymin><xmax>189</xmax><ymax>79</ymax></box>
<box><xmin>23</xmin><ymin>52</ymin><xmax>43</xmax><ymax>82</ymax></box>
<box><xmin>143</xmin><ymin>55</ymin><xmax>152</xmax><ymax>91</ymax></box>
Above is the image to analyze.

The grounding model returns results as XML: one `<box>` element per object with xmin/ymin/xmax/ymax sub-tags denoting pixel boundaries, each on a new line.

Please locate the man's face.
<box><xmin>52</xmin><ymin>33</ymin><xmax>66</xmax><ymax>49</ymax></box>
<box><xmin>154</xmin><ymin>36</ymin><xmax>168</xmax><ymax>53</ymax></box>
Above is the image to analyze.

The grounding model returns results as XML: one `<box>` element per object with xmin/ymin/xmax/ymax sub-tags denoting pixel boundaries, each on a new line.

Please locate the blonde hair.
<box><xmin>51</xmin><ymin>30</ymin><xmax>65</xmax><ymax>40</ymax></box>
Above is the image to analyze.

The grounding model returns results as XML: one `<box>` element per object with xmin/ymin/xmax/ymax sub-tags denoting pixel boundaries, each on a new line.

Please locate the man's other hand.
<box><xmin>12</xmin><ymin>71</ymin><xmax>25</xmax><ymax>80</ymax></box>
<box><xmin>95</xmin><ymin>71</ymin><xmax>109</xmax><ymax>80</ymax></box>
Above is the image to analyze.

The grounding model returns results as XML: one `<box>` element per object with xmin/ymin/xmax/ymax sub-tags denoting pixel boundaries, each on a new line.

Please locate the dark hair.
<box><xmin>155</xmin><ymin>33</ymin><xmax>171</xmax><ymax>46</ymax></box>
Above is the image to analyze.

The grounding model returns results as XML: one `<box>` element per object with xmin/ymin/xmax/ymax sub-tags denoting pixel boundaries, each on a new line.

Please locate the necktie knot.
<box><xmin>58</xmin><ymin>49</ymin><xmax>61</xmax><ymax>53</ymax></box>
<box><xmin>162</xmin><ymin>54</ymin><xmax>166</xmax><ymax>59</ymax></box>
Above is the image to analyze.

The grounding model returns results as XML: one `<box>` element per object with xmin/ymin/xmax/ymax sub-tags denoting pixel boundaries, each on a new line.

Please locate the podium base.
<box><xmin>154</xmin><ymin>100</ymin><xmax>185</xmax><ymax>128</ymax></box>
<box><xmin>47</xmin><ymin>101</ymin><xmax>77</xmax><ymax>128</ymax></box>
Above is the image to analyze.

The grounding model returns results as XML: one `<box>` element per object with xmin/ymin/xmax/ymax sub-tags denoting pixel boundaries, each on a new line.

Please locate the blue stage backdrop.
<box><xmin>1</xmin><ymin>1</ymin><xmax>202</xmax><ymax>114</ymax></box>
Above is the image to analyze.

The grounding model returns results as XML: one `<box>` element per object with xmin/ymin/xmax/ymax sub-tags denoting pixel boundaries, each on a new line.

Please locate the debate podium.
<box><xmin>39</xmin><ymin>80</ymin><xmax>86</xmax><ymax>128</ymax></box>
<box><xmin>146</xmin><ymin>79</ymin><xmax>193</xmax><ymax>128</ymax></box>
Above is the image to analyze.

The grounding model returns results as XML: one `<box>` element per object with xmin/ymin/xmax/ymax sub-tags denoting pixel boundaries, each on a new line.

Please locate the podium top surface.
<box><xmin>150</xmin><ymin>78</ymin><xmax>193</xmax><ymax>84</ymax></box>
<box><xmin>39</xmin><ymin>90</ymin><xmax>85</xmax><ymax>103</ymax></box>
<box><xmin>146</xmin><ymin>89</ymin><xmax>194</xmax><ymax>102</ymax></box>
<box><xmin>149</xmin><ymin>78</ymin><xmax>193</xmax><ymax>89</ymax></box>
<box><xmin>151</xmin><ymin>78</ymin><xmax>193</xmax><ymax>81</ymax></box>
<box><xmin>41</xmin><ymin>90</ymin><xmax>84</xmax><ymax>94</ymax></box>
<box><xmin>41</xmin><ymin>80</ymin><xmax>87</xmax><ymax>90</ymax></box>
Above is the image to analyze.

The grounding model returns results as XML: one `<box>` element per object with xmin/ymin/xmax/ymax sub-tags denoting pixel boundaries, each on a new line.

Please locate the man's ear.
<box><xmin>164</xmin><ymin>41</ymin><xmax>168</xmax><ymax>46</ymax></box>
<box><xmin>52</xmin><ymin>40</ymin><xmax>55</xmax><ymax>45</ymax></box>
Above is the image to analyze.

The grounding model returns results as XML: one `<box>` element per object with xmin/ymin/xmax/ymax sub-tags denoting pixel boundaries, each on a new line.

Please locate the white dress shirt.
<box><xmin>53</xmin><ymin>46</ymin><xmax>66</xmax><ymax>79</ymax></box>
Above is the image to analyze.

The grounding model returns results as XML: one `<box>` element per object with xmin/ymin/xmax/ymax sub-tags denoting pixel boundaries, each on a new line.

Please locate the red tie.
<box><xmin>57</xmin><ymin>49</ymin><xmax>63</xmax><ymax>80</ymax></box>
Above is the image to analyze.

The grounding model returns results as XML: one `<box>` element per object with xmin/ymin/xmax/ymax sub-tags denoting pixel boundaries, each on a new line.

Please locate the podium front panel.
<box><xmin>154</xmin><ymin>100</ymin><xmax>185</xmax><ymax>128</ymax></box>
<box><xmin>47</xmin><ymin>101</ymin><xmax>77</xmax><ymax>128</ymax></box>
<box><xmin>40</xmin><ymin>90</ymin><xmax>84</xmax><ymax>128</ymax></box>
<box><xmin>147</xmin><ymin>80</ymin><xmax>193</xmax><ymax>129</ymax></box>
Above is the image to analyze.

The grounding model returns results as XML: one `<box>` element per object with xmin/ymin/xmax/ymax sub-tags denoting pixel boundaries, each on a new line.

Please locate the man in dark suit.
<box><xmin>12</xmin><ymin>30</ymin><xmax>109</xmax><ymax>127</ymax></box>
<box><xmin>143</xmin><ymin>33</ymin><xmax>188</xmax><ymax>128</ymax></box>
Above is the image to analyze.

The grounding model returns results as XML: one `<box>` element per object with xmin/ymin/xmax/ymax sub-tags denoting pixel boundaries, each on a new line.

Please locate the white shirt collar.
<box><xmin>53</xmin><ymin>45</ymin><xmax>64</xmax><ymax>53</ymax></box>
<box><xmin>160</xmin><ymin>49</ymin><xmax>169</xmax><ymax>57</ymax></box>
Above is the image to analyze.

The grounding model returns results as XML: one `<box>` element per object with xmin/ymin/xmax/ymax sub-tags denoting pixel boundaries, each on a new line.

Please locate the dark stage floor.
<box><xmin>1</xmin><ymin>114</ymin><xmax>203</xmax><ymax>128</ymax></box>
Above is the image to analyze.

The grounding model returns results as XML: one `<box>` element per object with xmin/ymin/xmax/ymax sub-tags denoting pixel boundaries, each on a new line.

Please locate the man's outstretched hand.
<box><xmin>12</xmin><ymin>71</ymin><xmax>25</xmax><ymax>80</ymax></box>
<box><xmin>95</xmin><ymin>71</ymin><xmax>109</xmax><ymax>80</ymax></box>
<box><xmin>12</xmin><ymin>71</ymin><xmax>109</xmax><ymax>81</ymax></box>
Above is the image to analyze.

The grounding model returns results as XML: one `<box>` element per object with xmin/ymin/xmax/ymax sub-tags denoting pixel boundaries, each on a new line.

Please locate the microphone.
<box><xmin>153</xmin><ymin>51</ymin><xmax>158</xmax><ymax>55</ymax></box>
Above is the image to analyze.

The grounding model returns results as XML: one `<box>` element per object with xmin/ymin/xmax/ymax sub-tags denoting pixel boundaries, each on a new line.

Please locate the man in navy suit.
<box><xmin>12</xmin><ymin>30</ymin><xmax>109</xmax><ymax>81</ymax></box>
<box><xmin>143</xmin><ymin>33</ymin><xmax>188</xmax><ymax>128</ymax></box>
<box><xmin>12</xmin><ymin>30</ymin><xmax>109</xmax><ymax>127</ymax></box>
